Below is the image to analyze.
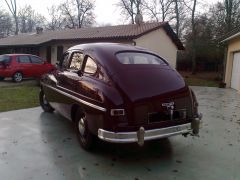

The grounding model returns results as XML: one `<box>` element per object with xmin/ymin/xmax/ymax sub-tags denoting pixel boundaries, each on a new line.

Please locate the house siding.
<box><xmin>134</xmin><ymin>28</ymin><xmax>177</xmax><ymax>68</ymax></box>
<box><xmin>224</xmin><ymin>37</ymin><xmax>240</xmax><ymax>93</ymax></box>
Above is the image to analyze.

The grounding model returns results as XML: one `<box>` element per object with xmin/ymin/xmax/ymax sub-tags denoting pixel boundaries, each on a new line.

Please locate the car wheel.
<box><xmin>74</xmin><ymin>109</ymin><xmax>95</xmax><ymax>150</ymax></box>
<box><xmin>39</xmin><ymin>90</ymin><xmax>54</xmax><ymax>113</ymax></box>
<box><xmin>13</xmin><ymin>72</ymin><xmax>23</xmax><ymax>82</ymax></box>
<box><xmin>0</xmin><ymin>76</ymin><xmax>5</xmax><ymax>81</ymax></box>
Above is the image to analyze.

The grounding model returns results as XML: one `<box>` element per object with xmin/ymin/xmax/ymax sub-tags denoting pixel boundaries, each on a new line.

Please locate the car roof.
<box><xmin>67</xmin><ymin>43</ymin><xmax>167</xmax><ymax>76</ymax></box>
<box><xmin>68</xmin><ymin>43</ymin><xmax>149</xmax><ymax>54</ymax></box>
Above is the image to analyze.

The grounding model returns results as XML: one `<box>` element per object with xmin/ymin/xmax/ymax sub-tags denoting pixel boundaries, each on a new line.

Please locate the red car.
<box><xmin>0</xmin><ymin>54</ymin><xmax>55</xmax><ymax>82</ymax></box>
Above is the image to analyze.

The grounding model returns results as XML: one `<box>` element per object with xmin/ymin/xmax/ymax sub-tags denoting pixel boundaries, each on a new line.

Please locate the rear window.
<box><xmin>0</xmin><ymin>55</ymin><xmax>11</xmax><ymax>63</ymax></box>
<box><xmin>116</xmin><ymin>52</ymin><xmax>167</xmax><ymax>65</ymax></box>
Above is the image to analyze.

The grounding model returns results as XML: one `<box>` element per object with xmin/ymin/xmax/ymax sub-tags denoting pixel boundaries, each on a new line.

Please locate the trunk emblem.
<box><xmin>162</xmin><ymin>102</ymin><xmax>175</xmax><ymax>120</ymax></box>
<box><xmin>162</xmin><ymin>102</ymin><xmax>175</xmax><ymax>109</ymax></box>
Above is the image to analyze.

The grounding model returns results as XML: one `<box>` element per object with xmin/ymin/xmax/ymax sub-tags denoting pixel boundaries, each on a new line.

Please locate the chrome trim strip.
<box><xmin>98</xmin><ymin>123</ymin><xmax>192</xmax><ymax>143</ymax></box>
<box><xmin>42</xmin><ymin>83</ymin><xmax>107</xmax><ymax>112</ymax></box>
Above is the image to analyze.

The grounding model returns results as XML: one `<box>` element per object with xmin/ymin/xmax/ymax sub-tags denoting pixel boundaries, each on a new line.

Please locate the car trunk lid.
<box><xmin>112</xmin><ymin>66</ymin><xmax>193</xmax><ymax>129</ymax></box>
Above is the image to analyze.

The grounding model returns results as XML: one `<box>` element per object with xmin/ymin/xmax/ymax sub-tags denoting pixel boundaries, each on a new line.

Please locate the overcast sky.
<box><xmin>1</xmin><ymin>0</ymin><xmax>122</xmax><ymax>25</ymax></box>
<box><xmin>0</xmin><ymin>0</ymin><xmax>219</xmax><ymax>25</ymax></box>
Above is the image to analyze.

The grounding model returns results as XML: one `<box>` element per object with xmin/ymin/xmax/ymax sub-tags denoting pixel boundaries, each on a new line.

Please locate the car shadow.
<box><xmin>39</xmin><ymin>112</ymin><xmax>174</xmax><ymax>172</ymax></box>
<box><xmin>93</xmin><ymin>138</ymin><xmax>173</xmax><ymax>163</ymax></box>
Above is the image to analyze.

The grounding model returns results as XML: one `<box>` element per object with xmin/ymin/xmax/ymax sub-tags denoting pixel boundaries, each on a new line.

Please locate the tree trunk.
<box><xmin>225</xmin><ymin>0</ymin><xmax>233</xmax><ymax>31</ymax></box>
<box><xmin>191</xmin><ymin>0</ymin><xmax>197</xmax><ymax>74</ymax></box>
<box><xmin>174</xmin><ymin>0</ymin><xmax>179</xmax><ymax>37</ymax></box>
<box><xmin>14</xmin><ymin>16</ymin><xmax>18</xmax><ymax>35</ymax></box>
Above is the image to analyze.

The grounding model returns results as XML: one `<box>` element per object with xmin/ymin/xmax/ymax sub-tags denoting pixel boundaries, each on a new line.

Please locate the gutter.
<box><xmin>221</xmin><ymin>32</ymin><xmax>240</xmax><ymax>43</ymax></box>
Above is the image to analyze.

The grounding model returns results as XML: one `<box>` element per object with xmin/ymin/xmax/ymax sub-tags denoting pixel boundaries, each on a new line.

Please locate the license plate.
<box><xmin>148</xmin><ymin>109</ymin><xmax>187</xmax><ymax>123</ymax></box>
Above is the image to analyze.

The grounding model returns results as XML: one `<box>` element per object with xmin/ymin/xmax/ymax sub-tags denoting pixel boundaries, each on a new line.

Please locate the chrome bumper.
<box><xmin>98</xmin><ymin>114</ymin><xmax>203</xmax><ymax>146</ymax></box>
<box><xmin>98</xmin><ymin>123</ymin><xmax>193</xmax><ymax>146</ymax></box>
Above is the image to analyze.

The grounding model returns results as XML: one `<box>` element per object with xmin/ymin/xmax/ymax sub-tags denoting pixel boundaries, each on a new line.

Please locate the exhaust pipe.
<box><xmin>192</xmin><ymin>113</ymin><xmax>203</xmax><ymax>135</ymax></box>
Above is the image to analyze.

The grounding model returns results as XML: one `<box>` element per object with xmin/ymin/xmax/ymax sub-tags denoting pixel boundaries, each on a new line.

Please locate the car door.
<box><xmin>16</xmin><ymin>55</ymin><xmax>33</xmax><ymax>77</ymax></box>
<box><xmin>58</xmin><ymin>51</ymin><xmax>84</xmax><ymax>92</ymax></box>
<box><xmin>55</xmin><ymin>51</ymin><xmax>85</xmax><ymax>119</ymax></box>
<box><xmin>79</xmin><ymin>55</ymin><xmax>101</xmax><ymax>102</ymax></box>
<box><xmin>30</xmin><ymin>55</ymin><xmax>44</xmax><ymax>77</ymax></box>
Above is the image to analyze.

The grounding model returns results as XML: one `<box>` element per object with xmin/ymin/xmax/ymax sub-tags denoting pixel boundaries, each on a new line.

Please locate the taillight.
<box><xmin>110</xmin><ymin>109</ymin><xmax>125</xmax><ymax>116</ymax></box>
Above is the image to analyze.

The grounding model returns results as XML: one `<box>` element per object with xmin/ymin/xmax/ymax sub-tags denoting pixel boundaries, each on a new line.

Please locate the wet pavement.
<box><xmin>0</xmin><ymin>86</ymin><xmax>240</xmax><ymax>180</ymax></box>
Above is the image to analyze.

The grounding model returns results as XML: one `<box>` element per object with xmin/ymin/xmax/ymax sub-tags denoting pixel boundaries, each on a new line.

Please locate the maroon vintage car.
<box><xmin>39</xmin><ymin>43</ymin><xmax>202</xmax><ymax>150</ymax></box>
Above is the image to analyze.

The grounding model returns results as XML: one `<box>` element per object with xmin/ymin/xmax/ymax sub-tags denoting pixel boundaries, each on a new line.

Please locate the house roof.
<box><xmin>0</xmin><ymin>22</ymin><xmax>184</xmax><ymax>50</ymax></box>
<box><xmin>221</xmin><ymin>27</ymin><xmax>240</xmax><ymax>42</ymax></box>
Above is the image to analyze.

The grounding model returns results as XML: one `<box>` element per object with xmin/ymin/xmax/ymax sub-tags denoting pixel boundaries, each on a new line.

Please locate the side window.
<box><xmin>31</xmin><ymin>56</ymin><xmax>43</xmax><ymax>64</ymax></box>
<box><xmin>61</xmin><ymin>53</ymin><xmax>69</xmax><ymax>69</ymax></box>
<box><xmin>0</xmin><ymin>55</ymin><xmax>11</xmax><ymax>64</ymax></box>
<box><xmin>69</xmin><ymin>52</ymin><xmax>84</xmax><ymax>70</ymax></box>
<box><xmin>84</xmin><ymin>56</ymin><xmax>97</xmax><ymax>74</ymax></box>
<box><xmin>17</xmin><ymin>56</ymin><xmax>31</xmax><ymax>63</ymax></box>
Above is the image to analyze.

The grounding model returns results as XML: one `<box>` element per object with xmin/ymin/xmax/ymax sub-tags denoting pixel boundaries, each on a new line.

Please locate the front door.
<box><xmin>16</xmin><ymin>55</ymin><xmax>33</xmax><ymax>77</ymax></box>
<box><xmin>54</xmin><ymin>51</ymin><xmax>85</xmax><ymax>119</ymax></box>
<box><xmin>57</xmin><ymin>46</ymin><xmax>64</xmax><ymax>62</ymax></box>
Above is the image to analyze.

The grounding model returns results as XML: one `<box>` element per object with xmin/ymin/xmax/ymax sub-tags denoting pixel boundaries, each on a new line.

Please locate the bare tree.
<box><xmin>47</xmin><ymin>5</ymin><xmax>64</xmax><ymax>30</ymax></box>
<box><xmin>117</xmin><ymin>0</ymin><xmax>143</xmax><ymax>24</ymax></box>
<box><xmin>184</xmin><ymin>0</ymin><xmax>197</xmax><ymax>74</ymax></box>
<box><xmin>59</xmin><ymin>0</ymin><xmax>76</xmax><ymax>29</ymax></box>
<box><xmin>143</xmin><ymin>0</ymin><xmax>174</xmax><ymax>22</ymax></box>
<box><xmin>224</xmin><ymin>0</ymin><xmax>240</xmax><ymax>31</ymax></box>
<box><xmin>18</xmin><ymin>5</ymin><xmax>46</xmax><ymax>33</ymax></box>
<box><xmin>173</xmin><ymin>0</ymin><xmax>180</xmax><ymax>37</ymax></box>
<box><xmin>142</xmin><ymin>0</ymin><xmax>160</xmax><ymax>22</ymax></box>
<box><xmin>159</xmin><ymin>0</ymin><xmax>174</xmax><ymax>21</ymax></box>
<box><xmin>0</xmin><ymin>10</ymin><xmax>12</xmax><ymax>37</ymax></box>
<box><xmin>74</xmin><ymin>0</ymin><xmax>95</xmax><ymax>28</ymax></box>
<box><xmin>4</xmin><ymin>0</ymin><xmax>18</xmax><ymax>35</ymax></box>
<box><xmin>59</xmin><ymin>0</ymin><xmax>95</xmax><ymax>29</ymax></box>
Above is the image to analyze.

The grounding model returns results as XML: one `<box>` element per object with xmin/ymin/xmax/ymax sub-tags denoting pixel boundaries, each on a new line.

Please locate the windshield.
<box><xmin>116</xmin><ymin>52</ymin><xmax>167</xmax><ymax>65</ymax></box>
<box><xmin>0</xmin><ymin>55</ymin><xmax>11</xmax><ymax>63</ymax></box>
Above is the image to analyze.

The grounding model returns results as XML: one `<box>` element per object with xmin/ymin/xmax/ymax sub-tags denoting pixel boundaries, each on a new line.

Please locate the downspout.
<box><xmin>223</xmin><ymin>44</ymin><xmax>228</xmax><ymax>85</ymax></box>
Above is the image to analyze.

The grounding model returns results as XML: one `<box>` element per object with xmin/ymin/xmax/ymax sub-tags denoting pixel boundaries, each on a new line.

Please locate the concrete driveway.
<box><xmin>0</xmin><ymin>86</ymin><xmax>240</xmax><ymax>180</ymax></box>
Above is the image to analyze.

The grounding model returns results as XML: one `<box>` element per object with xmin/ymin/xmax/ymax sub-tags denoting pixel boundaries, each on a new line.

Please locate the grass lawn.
<box><xmin>184</xmin><ymin>77</ymin><xmax>219</xmax><ymax>87</ymax></box>
<box><xmin>0</xmin><ymin>83</ymin><xmax>39</xmax><ymax>112</ymax></box>
<box><xmin>179</xmin><ymin>71</ymin><xmax>220</xmax><ymax>87</ymax></box>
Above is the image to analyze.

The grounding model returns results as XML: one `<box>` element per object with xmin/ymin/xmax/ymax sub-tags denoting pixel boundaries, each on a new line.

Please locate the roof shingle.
<box><xmin>0</xmin><ymin>22</ymin><xmax>184</xmax><ymax>50</ymax></box>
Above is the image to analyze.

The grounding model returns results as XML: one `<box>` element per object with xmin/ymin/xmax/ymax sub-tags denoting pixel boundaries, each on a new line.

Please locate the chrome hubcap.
<box><xmin>14</xmin><ymin>73</ymin><xmax>22</xmax><ymax>82</ymax></box>
<box><xmin>78</xmin><ymin>117</ymin><xmax>85</xmax><ymax>136</ymax></box>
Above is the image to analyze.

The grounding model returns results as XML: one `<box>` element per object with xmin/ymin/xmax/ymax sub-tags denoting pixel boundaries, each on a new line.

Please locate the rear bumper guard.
<box><xmin>98</xmin><ymin>113</ymin><xmax>202</xmax><ymax>146</ymax></box>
